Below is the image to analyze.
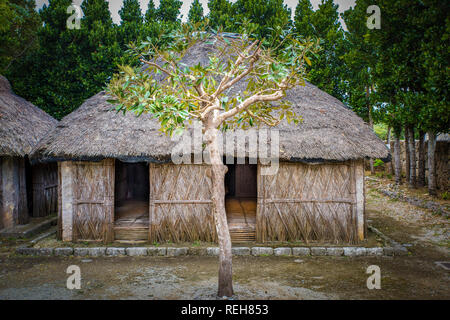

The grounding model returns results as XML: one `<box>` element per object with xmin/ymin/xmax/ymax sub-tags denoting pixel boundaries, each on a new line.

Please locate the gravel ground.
<box><xmin>0</xmin><ymin>179</ymin><xmax>448</xmax><ymax>300</ymax></box>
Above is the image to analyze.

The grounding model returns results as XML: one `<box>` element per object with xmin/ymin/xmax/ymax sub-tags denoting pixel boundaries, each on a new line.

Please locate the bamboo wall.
<box><xmin>0</xmin><ymin>157</ymin><xmax>3</xmax><ymax>230</ymax></box>
<box><xmin>256</xmin><ymin>161</ymin><xmax>363</xmax><ymax>244</ymax></box>
<box><xmin>149</xmin><ymin>163</ymin><xmax>217</xmax><ymax>243</ymax></box>
<box><xmin>59</xmin><ymin>160</ymin><xmax>114</xmax><ymax>242</ymax></box>
<box><xmin>58</xmin><ymin>159</ymin><xmax>365</xmax><ymax>244</ymax></box>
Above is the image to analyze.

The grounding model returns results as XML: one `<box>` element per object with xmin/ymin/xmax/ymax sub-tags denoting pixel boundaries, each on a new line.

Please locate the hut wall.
<box><xmin>256</xmin><ymin>160</ymin><xmax>364</xmax><ymax>243</ymax></box>
<box><xmin>149</xmin><ymin>163</ymin><xmax>217</xmax><ymax>243</ymax></box>
<box><xmin>59</xmin><ymin>159</ymin><xmax>114</xmax><ymax>242</ymax></box>
<box><xmin>0</xmin><ymin>157</ymin><xmax>29</xmax><ymax>229</ymax></box>
<box><xmin>0</xmin><ymin>157</ymin><xmax>2</xmax><ymax>230</ymax></box>
<box><xmin>32</xmin><ymin>163</ymin><xmax>58</xmax><ymax>217</ymax></box>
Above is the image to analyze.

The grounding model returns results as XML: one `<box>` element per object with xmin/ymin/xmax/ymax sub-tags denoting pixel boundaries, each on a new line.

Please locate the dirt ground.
<box><xmin>0</xmin><ymin>177</ymin><xmax>448</xmax><ymax>300</ymax></box>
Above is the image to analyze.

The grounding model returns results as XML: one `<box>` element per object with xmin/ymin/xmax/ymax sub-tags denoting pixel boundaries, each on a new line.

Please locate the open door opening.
<box><xmin>114</xmin><ymin>161</ymin><xmax>149</xmax><ymax>241</ymax></box>
<box><xmin>225</xmin><ymin>159</ymin><xmax>257</xmax><ymax>243</ymax></box>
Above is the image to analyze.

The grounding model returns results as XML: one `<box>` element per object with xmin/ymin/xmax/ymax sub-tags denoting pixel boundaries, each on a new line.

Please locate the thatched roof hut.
<box><xmin>32</xmin><ymin>40</ymin><xmax>388</xmax><ymax>244</ymax></box>
<box><xmin>0</xmin><ymin>76</ymin><xmax>57</xmax><ymax>157</ymax></box>
<box><xmin>32</xmin><ymin>40</ymin><xmax>387</xmax><ymax>163</ymax></box>
<box><xmin>0</xmin><ymin>76</ymin><xmax>58</xmax><ymax>231</ymax></box>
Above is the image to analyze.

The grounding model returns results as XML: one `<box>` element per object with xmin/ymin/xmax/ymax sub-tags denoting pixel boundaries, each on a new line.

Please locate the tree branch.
<box><xmin>215</xmin><ymin>88</ymin><xmax>285</xmax><ymax>126</ymax></box>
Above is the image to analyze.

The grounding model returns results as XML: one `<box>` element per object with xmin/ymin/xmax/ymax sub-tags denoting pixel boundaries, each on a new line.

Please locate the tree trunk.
<box><xmin>427</xmin><ymin>131</ymin><xmax>437</xmax><ymax>196</ymax></box>
<box><xmin>404</xmin><ymin>126</ymin><xmax>410</xmax><ymax>184</ymax></box>
<box><xmin>386</xmin><ymin>126</ymin><xmax>393</xmax><ymax>174</ymax></box>
<box><xmin>407</xmin><ymin>126</ymin><xmax>417</xmax><ymax>188</ymax></box>
<box><xmin>205</xmin><ymin>125</ymin><xmax>234</xmax><ymax>297</ymax></box>
<box><xmin>394</xmin><ymin>132</ymin><xmax>402</xmax><ymax>185</ymax></box>
<box><xmin>418</xmin><ymin>130</ymin><xmax>426</xmax><ymax>187</ymax></box>
<box><xmin>386</xmin><ymin>126</ymin><xmax>391</xmax><ymax>145</ymax></box>
<box><xmin>367</xmin><ymin>86</ymin><xmax>375</xmax><ymax>175</ymax></box>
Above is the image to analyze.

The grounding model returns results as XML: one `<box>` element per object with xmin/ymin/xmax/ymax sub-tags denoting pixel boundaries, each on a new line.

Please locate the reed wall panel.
<box><xmin>71</xmin><ymin>159</ymin><xmax>114</xmax><ymax>242</ymax></box>
<box><xmin>149</xmin><ymin>163</ymin><xmax>216</xmax><ymax>242</ymax></box>
<box><xmin>0</xmin><ymin>157</ymin><xmax>3</xmax><ymax>230</ymax></box>
<box><xmin>256</xmin><ymin>161</ymin><xmax>360</xmax><ymax>243</ymax></box>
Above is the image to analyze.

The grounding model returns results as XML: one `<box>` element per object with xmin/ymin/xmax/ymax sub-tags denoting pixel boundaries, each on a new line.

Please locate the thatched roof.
<box><xmin>0</xmin><ymin>75</ymin><xmax>58</xmax><ymax>157</ymax></box>
<box><xmin>32</xmin><ymin>39</ymin><xmax>388</xmax><ymax>163</ymax></box>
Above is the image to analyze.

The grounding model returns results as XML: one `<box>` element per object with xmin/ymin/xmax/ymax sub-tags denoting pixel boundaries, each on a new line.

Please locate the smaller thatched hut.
<box><xmin>0</xmin><ymin>76</ymin><xmax>58</xmax><ymax>231</ymax></box>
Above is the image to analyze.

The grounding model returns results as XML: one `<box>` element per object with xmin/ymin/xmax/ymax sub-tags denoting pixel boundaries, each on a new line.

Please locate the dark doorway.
<box><xmin>225</xmin><ymin>160</ymin><xmax>257</xmax><ymax>242</ymax></box>
<box><xmin>114</xmin><ymin>161</ymin><xmax>149</xmax><ymax>241</ymax></box>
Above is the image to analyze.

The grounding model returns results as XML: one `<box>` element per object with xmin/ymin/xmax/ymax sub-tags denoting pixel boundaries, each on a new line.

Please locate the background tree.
<box><xmin>145</xmin><ymin>0</ymin><xmax>157</xmax><ymax>24</ymax></box>
<box><xmin>118</xmin><ymin>0</ymin><xmax>144</xmax><ymax>48</ymax></box>
<box><xmin>156</xmin><ymin>0</ymin><xmax>183</xmax><ymax>23</ymax></box>
<box><xmin>6</xmin><ymin>0</ymin><xmax>82</xmax><ymax>119</ymax></box>
<box><xmin>76</xmin><ymin>0</ymin><xmax>122</xmax><ymax>104</ymax></box>
<box><xmin>0</xmin><ymin>0</ymin><xmax>40</xmax><ymax>74</ymax></box>
<box><xmin>188</xmin><ymin>0</ymin><xmax>204</xmax><ymax>25</ymax></box>
<box><xmin>294</xmin><ymin>0</ymin><xmax>347</xmax><ymax>101</ymax></box>
<box><xmin>207</xmin><ymin>0</ymin><xmax>233</xmax><ymax>30</ymax></box>
<box><xmin>418</xmin><ymin>0</ymin><xmax>449</xmax><ymax>195</ymax></box>
<box><xmin>232</xmin><ymin>0</ymin><xmax>292</xmax><ymax>40</ymax></box>
<box><xmin>342</xmin><ymin>0</ymin><xmax>380</xmax><ymax>174</ymax></box>
<box><xmin>293</xmin><ymin>0</ymin><xmax>315</xmax><ymax>36</ymax></box>
<box><xmin>107</xmin><ymin>29</ymin><xmax>318</xmax><ymax>297</ymax></box>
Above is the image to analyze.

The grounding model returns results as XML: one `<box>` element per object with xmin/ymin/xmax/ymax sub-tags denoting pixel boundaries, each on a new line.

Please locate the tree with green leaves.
<box><xmin>7</xmin><ymin>0</ymin><xmax>123</xmax><ymax>119</ymax></box>
<box><xmin>294</xmin><ymin>0</ymin><xmax>347</xmax><ymax>102</ymax></box>
<box><xmin>145</xmin><ymin>0</ymin><xmax>157</xmax><ymax>24</ymax></box>
<box><xmin>418</xmin><ymin>0</ymin><xmax>449</xmax><ymax>195</ymax></box>
<box><xmin>293</xmin><ymin>0</ymin><xmax>315</xmax><ymax>37</ymax></box>
<box><xmin>207</xmin><ymin>0</ymin><xmax>233</xmax><ymax>30</ymax></box>
<box><xmin>77</xmin><ymin>0</ymin><xmax>122</xmax><ymax>100</ymax></box>
<box><xmin>342</xmin><ymin>0</ymin><xmax>380</xmax><ymax>174</ymax></box>
<box><xmin>156</xmin><ymin>0</ymin><xmax>182</xmax><ymax>23</ymax></box>
<box><xmin>0</xmin><ymin>0</ymin><xmax>41</xmax><ymax>74</ymax></box>
<box><xmin>188</xmin><ymin>0</ymin><xmax>204</xmax><ymax>25</ymax></box>
<box><xmin>118</xmin><ymin>0</ymin><xmax>144</xmax><ymax>47</ymax></box>
<box><xmin>232</xmin><ymin>0</ymin><xmax>292</xmax><ymax>40</ymax></box>
<box><xmin>107</xmin><ymin>28</ymin><xmax>318</xmax><ymax>297</ymax></box>
<box><xmin>6</xmin><ymin>0</ymin><xmax>82</xmax><ymax>119</ymax></box>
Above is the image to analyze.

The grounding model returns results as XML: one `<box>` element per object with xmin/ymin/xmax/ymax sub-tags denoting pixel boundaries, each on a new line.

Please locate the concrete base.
<box><xmin>0</xmin><ymin>216</ymin><xmax>57</xmax><ymax>239</ymax></box>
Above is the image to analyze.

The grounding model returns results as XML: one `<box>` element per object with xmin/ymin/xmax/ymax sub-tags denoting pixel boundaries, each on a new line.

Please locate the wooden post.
<box><xmin>60</xmin><ymin>161</ymin><xmax>74</xmax><ymax>241</ymax></box>
<box><xmin>149</xmin><ymin>163</ymin><xmax>154</xmax><ymax>242</ymax></box>
<box><xmin>1</xmin><ymin>157</ymin><xmax>20</xmax><ymax>229</ymax></box>
<box><xmin>355</xmin><ymin>160</ymin><xmax>365</xmax><ymax>241</ymax></box>
<box><xmin>57</xmin><ymin>162</ymin><xmax>62</xmax><ymax>239</ymax></box>
<box><xmin>256</xmin><ymin>164</ymin><xmax>263</xmax><ymax>242</ymax></box>
<box><xmin>104</xmin><ymin>159</ymin><xmax>115</xmax><ymax>243</ymax></box>
<box><xmin>17</xmin><ymin>158</ymin><xmax>29</xmax><ymax>224</ymax></box>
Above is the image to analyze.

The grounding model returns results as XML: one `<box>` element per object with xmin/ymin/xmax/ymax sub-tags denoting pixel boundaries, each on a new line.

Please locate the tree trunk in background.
<box><xmin>367</xmin><ymin>86</ymin><xmax>374</xmax><ymax>175</ymax></box>
<box><xmin>404</xmin><ymin>126</ymin><xmax>411</xmax><ymax>184</ymax></box>
<box><xmin>386</xmin><ymin>126</ymin><xmax>394</xmax><ymax>174</ymax></box>
<box><xmin>205</xmin><ymin>124</ymin><xmax>234</xmax><ymax>298</ymax></box>
<box><xmin>408</xmin><ymin>126</ymin><xmax>417</xmax><ymax>188</ymax></box>
<box><xmin>427</xmin><ymin>131</ymin><xmax>437</xmax><ymax>196</ymax></box>
<box><xmin>394</xmin><ymin>132</ymin><xmax>402</xmax><ymax>185</ymax></box>
<box><xmin>418</xmin><ymin>131</ymin><xmax>426</xmax><ymax>187</ymax></box>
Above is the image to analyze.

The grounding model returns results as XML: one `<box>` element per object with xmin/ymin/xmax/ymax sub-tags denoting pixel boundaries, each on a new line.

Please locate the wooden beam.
<box><xmin>355</xmin><ymin>160</ymin><xmax>365</xmax><ymax>241</ymax></box>
<box><xmin>60</xmin><ymin>161</ymin><xmax>74</xmax><ymax>241</ymax></box>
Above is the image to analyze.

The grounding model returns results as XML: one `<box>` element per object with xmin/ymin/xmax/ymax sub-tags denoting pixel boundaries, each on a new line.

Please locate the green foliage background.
<box><xmin>0</xmin><ymin>0</ymin><xmax>448</xmax><ymax>137</ymax></box>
